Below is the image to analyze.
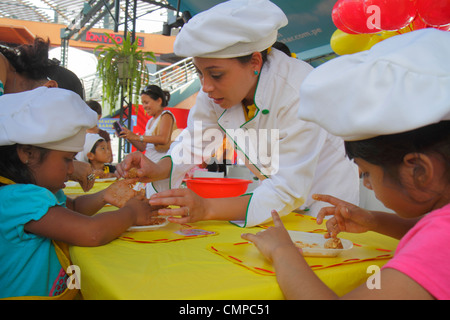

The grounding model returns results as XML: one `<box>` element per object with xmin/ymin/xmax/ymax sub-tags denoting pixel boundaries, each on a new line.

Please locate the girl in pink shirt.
<box><xmin>241</xmin><ymin>29</ymin><xmax>450</xmax><ymax>300</ymax></box>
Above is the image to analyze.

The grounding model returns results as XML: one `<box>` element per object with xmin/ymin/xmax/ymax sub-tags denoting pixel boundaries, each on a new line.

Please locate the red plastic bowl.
<box><xmin>185</xmin><ymin>178</ymin><xmax>252</xmax><ymax>198</ymax></box>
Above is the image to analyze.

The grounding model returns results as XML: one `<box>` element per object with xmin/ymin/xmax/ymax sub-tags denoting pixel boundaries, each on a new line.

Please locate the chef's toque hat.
<box><xmin>174</xmin><ymin>0</ymin><xmax>288</xmax><ymax>58</ymax></box>
<box><xmin>0</xmin><ymin>87</ymin><xmax>98</xmax><ymax>151</ymax></box>
<box><xmin>298</xmin><ymin>29</ymin><xmax>450</xmax><ymax>141</ymax></box>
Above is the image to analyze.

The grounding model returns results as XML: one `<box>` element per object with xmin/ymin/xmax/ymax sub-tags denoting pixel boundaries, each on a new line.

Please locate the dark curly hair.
<box><xmin>0</xmin><ymin>37</ymin><xmax>85</xmax><ymax>99</ymax></box>
<box><xmin>0</xmin><ymin>37</ymin><xmax>54</xmax><ymax>80</ymax></box>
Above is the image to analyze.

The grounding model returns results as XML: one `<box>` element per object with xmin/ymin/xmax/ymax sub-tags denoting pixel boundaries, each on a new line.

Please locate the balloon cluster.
<box><xmin>330</xmin><ymin>0</ymin><xmax>450</xmax><ymax>55</ymax></box>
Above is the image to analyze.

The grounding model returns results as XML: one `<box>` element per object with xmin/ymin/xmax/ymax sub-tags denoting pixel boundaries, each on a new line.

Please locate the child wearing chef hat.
<box><xmin>0</xmin><ymin>87</ymin><xmax>159</xmax><ymax>298</ymax></box>
<box><xmin>242</xmin><ymin>29</ymin><xmax>450</xmax><ymax>300</ymax></box>
<box><xmin>117</xmin><ymin>0</ymin><xmax>360</xmax><ymax>227</ymax></box>
<box><xmin>76</xmin><ymin>133</ymin><xmax>115</xmax><ymax>178</ymax></box>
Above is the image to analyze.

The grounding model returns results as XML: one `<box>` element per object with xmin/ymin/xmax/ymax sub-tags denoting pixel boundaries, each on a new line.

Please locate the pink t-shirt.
<box><xmin>383</xmin><ymin>203</ymin><xmax>450</xmax><ymax>300</ymax></box>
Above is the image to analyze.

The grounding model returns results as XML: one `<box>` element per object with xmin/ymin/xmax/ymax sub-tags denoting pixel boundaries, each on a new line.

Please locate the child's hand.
<box><xmin>70</xmin><ymin>160</ymin><xmax>95</xmax><ymax>192</ymax></box>
<box><xmin>313</xmin><ymin>194</ymin><xmax>376</xmax><ymax>238</ymax></box>
<box><xmin>104</xmin><ymin>178</ymin><xmax>139</xmax><ymax>208</ymax></box>
<box><xmin>241</xmin><ymin>210</ymin><xmax>298</xmax><ymax>263</ymax></box>
<box><xmin>149</xmin><ymin>188</ymin><xmax>207</xmax><ymax>223</ymax></box>
<box><xmin>123</xmin><ymin>194</ymin><xmax>163</xmax><ymax>226</ymax></box>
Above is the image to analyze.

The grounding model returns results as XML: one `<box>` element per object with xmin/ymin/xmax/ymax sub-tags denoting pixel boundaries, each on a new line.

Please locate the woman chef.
<box><xmin>116</xmin><ymin>0</ymin><xmax>359</xmax><ymax>227</ymax></box>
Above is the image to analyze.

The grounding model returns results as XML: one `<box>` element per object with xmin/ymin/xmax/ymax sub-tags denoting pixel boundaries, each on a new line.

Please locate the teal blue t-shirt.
<box><xmin>0</xmin><ymin>184</ymin><xmax>67</xmax><ymax>298</ymax></box>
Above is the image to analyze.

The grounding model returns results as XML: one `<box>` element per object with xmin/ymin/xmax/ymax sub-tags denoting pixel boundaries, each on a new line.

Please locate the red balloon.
<box><xmin>410</xmin><ymin>15</ymin><xmax>428</xmax><ymax>31</ymax></box>
<box><xmin>364</xmin><ymin>0</ymin><xmax>416</xmax><ymax>31</ymax></box>
<box><xmin>338</xmin><ymin>0</ymin><xmax>381</xmax><ymax>33</ymax></box>
<box><xmin>417</xmin><ymin>0</ymin><xmax>450</xmax><ymax>26</ymax></box>
<box><xmin>434</xmin><ymin>24</ymin><xmax>450</xmax><ymax>31</ymax></box>
<box><xmin>332</xmin><ymin>0</ymin><xmax>359</xmax><ymax>34</ymax></box>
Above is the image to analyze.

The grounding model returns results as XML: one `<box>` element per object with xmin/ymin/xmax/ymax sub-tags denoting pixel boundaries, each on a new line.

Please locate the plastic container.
<box><xmin>185</xmin><ymin>177</ymin><xmax>252</xmax><ymax>198</ymax></box>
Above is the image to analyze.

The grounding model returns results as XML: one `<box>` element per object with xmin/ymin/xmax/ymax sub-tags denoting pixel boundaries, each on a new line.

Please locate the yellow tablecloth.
<box><xmin>64</xmin><ymin>179</ymin><xmax>115</xmax><ymax>198</ymax></box>
<box><xmin>69</xmin><ymin>206</ymin><xmax>399</xmax><ymax>299</ymax></box>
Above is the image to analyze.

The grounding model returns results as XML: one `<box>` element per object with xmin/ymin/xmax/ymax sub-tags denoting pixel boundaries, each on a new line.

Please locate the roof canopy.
<box><xmin>0</xmin><ymin>25</ymin><xmax>35</xmax><ymax>44</ymax></box>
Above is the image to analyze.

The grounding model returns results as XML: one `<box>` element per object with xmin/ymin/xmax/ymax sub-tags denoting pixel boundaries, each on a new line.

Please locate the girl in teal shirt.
<box><xmin>0</xmin><ymin>87</ymin><xmax>160</xmax><ymax>298</ymax></box>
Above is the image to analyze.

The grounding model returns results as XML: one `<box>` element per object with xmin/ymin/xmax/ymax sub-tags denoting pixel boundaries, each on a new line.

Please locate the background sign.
<box><xmin>84</xmin><ymin>31</ymin><xmax>145</xmax><ymax>47</ymax></box>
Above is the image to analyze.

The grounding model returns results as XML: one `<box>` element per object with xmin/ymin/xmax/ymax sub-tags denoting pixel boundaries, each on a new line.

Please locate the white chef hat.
<box><xmin>298</xmin><ymin>29</ymin><xmax>450</xmax><ymax>141</ymax></box>
<box><xmin>0</xmin><ymin>87</ymin><xmax>98</xmax><ymax>151</ymax></box>
<box><xmin>75</xmin><ymin>133</ymin><xmax>105</xmax><ymax>163</ymax></box>
<box><xmin>174</xmin><ymin>0</ymin><xmax>288</xmax><ymax>58</ymax></box>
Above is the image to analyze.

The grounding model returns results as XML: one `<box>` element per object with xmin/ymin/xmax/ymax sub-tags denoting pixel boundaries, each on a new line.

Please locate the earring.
<box><xmin>254</xmin><ymin>70</ymin><xmax>259</xmax><ymax>76</ymax></box>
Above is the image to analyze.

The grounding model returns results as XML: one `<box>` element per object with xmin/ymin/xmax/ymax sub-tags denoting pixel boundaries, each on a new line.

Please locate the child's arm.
<box><xmin>241</xmin><ymin>211</ymin><xmax>338</xmax><ymax>299</ymax></box>
<box><xmin>24</xmin><ymin>195</ymin><xmax>159</xmax><ymax>247</ymax></box>
<box><xmin>241</xmin><ymin>210</ymin><xmax>433</xmax><ymax>300</ymax></box>
<box><xmin>66</xmin><ymin>178</ymin><xmax>140</xmax><ymax>216</ymax></box>
<box><xmin>314</xmin><ymin>194</ymin><xmax>420</xmax><ymax>240</ymax></box>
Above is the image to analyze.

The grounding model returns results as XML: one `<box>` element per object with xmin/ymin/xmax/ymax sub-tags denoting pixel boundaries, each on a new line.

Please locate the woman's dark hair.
<box><xmin>272</xmin><ymin>41</ymin><xmax>292</xmax><ymax>57</ymax></box>
<box><xmin>46</xmin><ymin>64</ymin><xmax>85</xmax><ymax>99</ymax></box>
<box><xmin>345</xmin><ymin>121</ymin><xmax>450</xmax><ymax>183</ymax></box>
<box><xmin>0</xmin><ymin>37</ymin><xmax>51</xmax><ymax>80</ymax></box>
<box><xmin>86</xmin><ymin>100</ymin><xmax>102</xmax><ymax>115</ymax></box>
<box><xmin>0</xmin><ymin>145</ymin><xmax>50</xmax><ymax>186</ymax></box>
<box><xmin>235</xmin><ymin>49</ymin><xmax>269</xmax><ymax>65</ymax></box>
<box><xmin>0</xmin><ymin>37</ymin><xmax>85</xmax><ymax>99</ymax></box>
<box><xmin>140</xmin><ymin>85</ymin><xmax>170</xmax><ymax>107</ymax></box>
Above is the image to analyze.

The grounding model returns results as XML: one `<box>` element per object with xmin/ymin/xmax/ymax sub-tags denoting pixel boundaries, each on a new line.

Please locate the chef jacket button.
<box><xmin>262</xmin><ymin>109</ymin><xmax>269</xmax><ymax>115</ymax></box>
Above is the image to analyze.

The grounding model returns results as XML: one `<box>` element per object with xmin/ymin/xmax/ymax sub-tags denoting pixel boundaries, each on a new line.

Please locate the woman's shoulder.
<box><xmin>259</xmin><ymin>50</ymin><xmax>313</xmax><ymax>102</ymax></box>
<box><xmin>160</xmin><ymin>110</ymin><xmax>176</xmax><ymax>123</ymax></box>
<box><xmin>161</xmin><ymin>110</ymin><xmax>175</xmax><ymax>117</ymax></box>
<box><xmin>267</xmin><ymin>49</ymin><xmax>313</xmax><ymax>78</ymax></box>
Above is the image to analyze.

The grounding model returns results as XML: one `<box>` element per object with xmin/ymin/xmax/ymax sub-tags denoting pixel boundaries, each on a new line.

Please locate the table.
<box><xmin>66</xmin><ymin>182</ymin><xmax>399</xmax><ymax>300</ymax></box>
<box><xmin>64</xmin><ymin>179</ymin><xmax>116</xmax><ymax>198</ymax></box>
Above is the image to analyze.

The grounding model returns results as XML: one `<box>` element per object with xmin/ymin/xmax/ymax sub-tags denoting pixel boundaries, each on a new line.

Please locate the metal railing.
<box><xmin>148</xmin><ymin>57</ymin><xmax>198</xmax><ymax>93</ymax></box>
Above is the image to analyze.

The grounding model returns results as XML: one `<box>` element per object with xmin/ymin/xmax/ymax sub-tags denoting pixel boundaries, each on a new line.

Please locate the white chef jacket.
<box><xmin>147</xmin><ymin>49</ymin><xmax>359</xmax><ymax>227</ymax></box>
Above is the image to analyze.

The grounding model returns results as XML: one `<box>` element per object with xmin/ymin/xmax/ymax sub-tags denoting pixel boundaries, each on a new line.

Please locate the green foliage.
<box><xmin>95</xmin><ymin>33</ymin><xmax>156</xmax><ymax>113</ymax></box>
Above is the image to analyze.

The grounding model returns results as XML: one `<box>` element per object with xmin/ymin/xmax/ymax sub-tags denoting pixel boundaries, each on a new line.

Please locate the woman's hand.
<box><xmin>122</xmin><ymin>194</ymin><xmax>164</xmax><ymax>227</ymax></box>
<box><xmin>241</xmin><ymin>210</ymin><xmax>298</xmax><ymax>263</ymax></box>
<box><xmin>149</xmin><ymin>188</ymin><xmax>208</xmax><ymax>223</ymax></box>
<box><xmin>115</xmin><ymin>152</ymin><xmax>153</xmax><ymax>182</ymax></box>
<box><xmin>118</xmin><ymin>126</ymin><xmax>139</xmax><ymax>141</ymax></box>
<box><xmin>313</xmin><ymin>194</ymin><xmax>377</xmax><ymax>238</ymax></box>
